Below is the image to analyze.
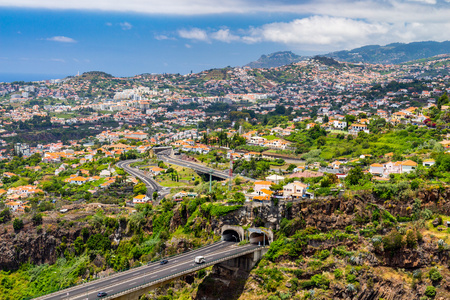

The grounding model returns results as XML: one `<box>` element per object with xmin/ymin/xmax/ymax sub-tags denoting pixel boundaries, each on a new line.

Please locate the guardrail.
<box><xmin>30</xmin><ymin>240</ymin><xmax>223</xmax><ymax>300</ymax></box>
<box><xmin>103</xmin><ymin>245</ymin><xmax>266</xmax><ymax>300</ymax></box>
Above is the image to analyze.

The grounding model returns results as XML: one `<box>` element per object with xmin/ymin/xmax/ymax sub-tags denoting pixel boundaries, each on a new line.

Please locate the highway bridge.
<box><xmin>33</xmin><ymin>226</ymin><xmax>272</xmax><ymax>300</ymax></box>
<box><xmin>158</xmin><ymin>154</ymin><xmax>255</xmax><ymax>182</ymax></box>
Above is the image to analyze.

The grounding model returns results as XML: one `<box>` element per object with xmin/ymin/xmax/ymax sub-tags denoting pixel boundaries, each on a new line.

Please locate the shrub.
<box><xmin>406</xmin><ymin>229</ymin><xmax>417</xmax><ymax>248</ymax></box>
<box><xmin>346</xmin><ymin>273</ymin><xmax>357</xmax><ymax>283</ymax></box>
<box><xmin>317</xmin><ymin>249</ymin><xmax>330</xmax><ymax>260</ymax></box>
<box><xmin>86</xmin><ymin>233</ymin><xmax>111</xmax><ymax>252</ymax></box>
<box><xmin>311</xmin><ymin>274</ymin><xmax>330</xmax><ymax>289</ymax></box>
<box><xmin>429</xmin><ymin>268</ymin><xmax>443</xmax><ymax>283</ymax></box>
<box><xmin>382</xmin><ymin>230</ymin><xmax>404</xmax><ymax>253</ymax></box>
<box><xmin>197</xmin><ymin>269</ymin><xmax>206</xmax><ymax>279</ymax></box>
<box><xmin>32</xmin><ymin>213</ymin><xmax>43</xmax><ymax>225</ymax></box>
<box><xmin>334</xmin><ymin>269</ymin><xmax>343</xmax><ymax>279</ymax></box>
<box><xmin>13</xmin><ymin>218</ymin><xmax>24</xmax><ymax>231</ymax></box>
<box><xmin>424</xmin><ymin>285</ymin><xmax>436</xmax><ymax>297</ymax></box>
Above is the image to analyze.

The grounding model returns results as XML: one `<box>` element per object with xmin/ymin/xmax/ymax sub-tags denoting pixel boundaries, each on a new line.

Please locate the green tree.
<box><xmin>345</xmin><ymin>166</ymin><xmax>364</xmax><ymax>186</ymax></box>
<box><xmin>32</xmin><ymin>213</ymin><xmax>43</xmax><ymax>226</ymax></box>
<box><xmin>13</xmin><ymin>218</ymin><xmax>24</xmax><ymax>231</ymax></box>
<box><xmin>424</xmin><ymin>286</ymin><xmax>436</xmax><ymax>297</ymax></box>
<box><xmin>152</xmin><ymin>191</ymin><xmax>158</xmax><ymax>201</ymax></box>
<box><xmin>133</xmin><ymin>183</ymin><xmax>147</xmax><ymax>195</ymax></box>
<box><xmin>429</xmin><ymin>268</ymin><xmax>443</xmax><ymax>283</ymax></box>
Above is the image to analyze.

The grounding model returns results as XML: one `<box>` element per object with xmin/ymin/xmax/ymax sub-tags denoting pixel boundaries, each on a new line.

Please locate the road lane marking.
<box><xmin>40</xmin><ymin>242</ymin><xmax>241</xmax><ymax>299</ymax></box>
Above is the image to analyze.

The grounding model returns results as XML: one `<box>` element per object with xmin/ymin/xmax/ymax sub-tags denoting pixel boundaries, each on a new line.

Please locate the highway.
<box><xmin>158</xmin><ymin>154</ymin><xmax>255</xmax><ymax>182</ymax></box>
<box><xmin>33</xmin><ymin>241</ymin><xmax>260</xmax><ymax>300</ymax></box>
<box><xmin>116</xmin><ymin>160</ymin><xmax>170</xmax><ymax>201</ymax></box>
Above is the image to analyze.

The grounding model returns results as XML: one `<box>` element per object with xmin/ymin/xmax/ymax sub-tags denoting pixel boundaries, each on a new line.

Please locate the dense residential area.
<box><xmin>1</xmin><ymin>55</ymin><xmax>450</xmax><ymax>299</ymax></box>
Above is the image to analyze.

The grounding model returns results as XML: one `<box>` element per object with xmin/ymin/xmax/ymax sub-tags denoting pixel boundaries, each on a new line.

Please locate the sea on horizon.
<box><xmin>0</xmin><ymin>73</ymin><xmax>70</xmax><ymax>83</ymax></box>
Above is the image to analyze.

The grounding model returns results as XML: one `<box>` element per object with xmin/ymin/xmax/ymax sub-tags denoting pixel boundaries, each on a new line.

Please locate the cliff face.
<box><xmin>2</xmin><ymin>188</ymin><xmax>450</xmax><ymax>299</ymax></box>
<box><xmin>0</xmin><ymin>204</ymin><xmax>128</xmax><ymax>270</ymax></box>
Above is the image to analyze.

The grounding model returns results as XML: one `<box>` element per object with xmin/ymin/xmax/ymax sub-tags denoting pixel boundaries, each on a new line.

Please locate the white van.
<box><xmin>194</xmin><ymin>256</ymin><xmax>205</xmax><ymax>264</ymax></box>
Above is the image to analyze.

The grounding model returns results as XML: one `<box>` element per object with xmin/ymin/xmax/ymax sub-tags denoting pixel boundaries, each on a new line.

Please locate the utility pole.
<box><xmin>229</xmin><ymin>157</ymin><xmax>233</xmax><ymax>191</ymax></box>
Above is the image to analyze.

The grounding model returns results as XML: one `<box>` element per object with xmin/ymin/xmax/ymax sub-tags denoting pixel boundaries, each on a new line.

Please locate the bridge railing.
<box><xmin>103</xmin><ymin>245</ymin><xmax>265</xmax><ymax>300</ymax></box>
<box><xmin>28</xmin><ymin>241</ymin><xmax>223</xmax><ymax>300</ymax></box>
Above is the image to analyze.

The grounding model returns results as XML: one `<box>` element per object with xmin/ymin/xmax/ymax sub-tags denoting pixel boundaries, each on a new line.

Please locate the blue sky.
<box><xmin>1</xmin><ymin>0</ymin><xmax>450</xmax><ymax>81</ymax></box>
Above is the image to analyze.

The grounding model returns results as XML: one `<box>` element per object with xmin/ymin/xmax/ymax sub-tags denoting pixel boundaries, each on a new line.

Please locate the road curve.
<box><xmin>116</xmin><ymin>159</ymin><xmax>169</xmax><ymax>200</ymax></box>
<box><xmin>33</xmin><ymin>241</ymin><xmax>259</xmax><ymax>300</ymax></box>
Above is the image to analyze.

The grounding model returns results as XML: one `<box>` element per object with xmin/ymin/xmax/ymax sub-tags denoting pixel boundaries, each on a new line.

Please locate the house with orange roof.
<box><xmin>3</xmin><ymin>172</ymin><xmax>17</xmax><ymax>178</ymax></box>
<box><xmin>283</xmin><ymin>181</ymin><xmax>308</xmax><ymax>198</ymax></box>
<box><xmin>133</xmin><ymin>194</ymin><xmax>151</xmax><ymax>204</ymax></box>
<box><xmin>5</xmin><ymin>201</ymin><xmax>21</xmax><ymax>212</ymax></box>
<box><xmin>149</xmin><ymin>166</ymin><xmax>165</xmax><ymax>176</ymax></box>
<box><xmin>348</xmin><ymin>124</ymin><xmax>369</xmax><ymax>135</ymax></box>
<box><xmin>375</xmin><ymin>160</ymin><xmax>418</xmax><ymax>177</ymax></box>
<box><xmin>243</xmin><ymin>151</ymin><xmax>261</xmax><ymax>160</ymax></box>
<box><xmin>242</xmin><ymin>130</ymin><xmax>258</xmax><ymax>140</ymax></box>
<box><xmin>369</xmin><ymin>163</ymin><xmax>384</xmax><ymax>175</ymax></box>
<box><xmin>65</xmin><ymin>176</ymin><xmax>88</xmax><ymax>185</ymax></box>
<box><xmin>254</xmin><ymin>181</ymin><xmax>274</xmax><ymax>192</ymax></box>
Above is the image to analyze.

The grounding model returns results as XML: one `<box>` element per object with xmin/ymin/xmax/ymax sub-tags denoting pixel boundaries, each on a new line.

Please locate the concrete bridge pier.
<box><xmin>218</xmin><ymin>248</ymin><xmax>268</xmax><ymax>272</ymax></box>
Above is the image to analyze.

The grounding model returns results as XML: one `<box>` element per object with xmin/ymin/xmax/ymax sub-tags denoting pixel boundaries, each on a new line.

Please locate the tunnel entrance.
<box><xmin>222</xmin><ymin>229</ymin><xmax>241</xmax><ymax>242</ymax></box>
<box><xmin>249</xmin><ymin>231</ymin><xmax>270</xmax><ymax>246</ymax></box>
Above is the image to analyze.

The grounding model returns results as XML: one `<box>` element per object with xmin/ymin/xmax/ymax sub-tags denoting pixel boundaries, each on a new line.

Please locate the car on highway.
<box><xmin>97</xmin><ymin>291</ymin><xmax>108</xmax><ymax>297</ymax></box>
<box><xmin>160</xmin><ymin>259</ymin><xmax>169</xmax><ymax>265</ymax></box>
<box><xmin>195</xmin><ymin>256</ymin><xmax>205</xmax><ymax>264</ymax></box>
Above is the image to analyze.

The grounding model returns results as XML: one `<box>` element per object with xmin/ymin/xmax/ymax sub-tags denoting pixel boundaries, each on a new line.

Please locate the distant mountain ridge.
<box><xmin>245</xmin><ymin>51</ymin><xmax>305</xmax><ymax>68</ymax></box>
<box><xmin>246</xmin><ymin>41</ymin><xmax>450</xmax><ymax>68</ymax></box>
<box><xmin>326</xmin><ymin>41</ymin><xmax>450</xmax><ymax>64</ymax></box>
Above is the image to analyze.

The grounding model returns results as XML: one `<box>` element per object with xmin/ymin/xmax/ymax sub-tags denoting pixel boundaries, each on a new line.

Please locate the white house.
<box><xmin>283</xmin><ymin>181</ymin><xmax>308</xmax><ymax>197</ymax></box>
<box><xmin>423</xmin><ymin>159</ymin><xmax>435</xmax><ymax>167</ymax></box>
<box><xmin>369</xmin><ymin>163</ymin><xmax>384</xmax><ymax>175</ymax></box>
<box><xmin>265</xmin><ymin>175</ymin><xmax>285</xmax><ymax>184</ymax></box>
<box><xmin>348</xmin><ymin>124</ymin><xmax>369</xmax><ymax>135</ymax></box>
<box><xmin>332</xmin><ymin>120</ymin><xmax>347</xmax><ymax>130</ymax></box>
<box><xmin>254</xmin><ymin>181</ymin><xmax>274</xmax><ymax>192</ymax></box>
<box><xmin>133</xmin><ymin>194</ymin><xmax>151</xmax><ymax>204</ymax></box>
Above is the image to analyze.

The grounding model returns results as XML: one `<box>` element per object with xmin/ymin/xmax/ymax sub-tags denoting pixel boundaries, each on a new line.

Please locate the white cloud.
<box><xmin>46</xmin><ymin>36</ymin><xmax>77</xmax><ymax>43</ymax></box>
<box><xmin>49</xmin><ymin>58</ymin><xmax>65</xmax><ymax>63</ymax></box>
<box><xmin>406</xmin><ymin>0</ymin><xmax>436</xmax><ymax>4</ymax></box>
<box><xmin>178</xmin><ymin>28</ymin><xmax>209</xmax><ymax>41</ymax></box>
<box><xmin>1</xmin><ymin>0</ymin><xmax>449</xmax><ymax>18</ymax></box>
<box><xmin>246</xmin><ymin>16</ymin><xmax>388</xmax><ymax>47</ymax></box>
<box><xmin>185</xmin><ymin>44</ymin><xmax>192</xmax><ymax>48</ymax></box>
<box><xmin>211</xmin><ymin>29</ymin><xmax>240</xmax><ymax>43</ymax></box>
<box><xmin>174</xmin><ymin>14</ymin><xmax>450</xmax><ymax>52</ymax></box>
<box><xmin>119</xmin><ymin>22</ymin><xmax>132</xmax><ymax>30</ymax></box>
<box><xmin>155</xmin><ymin>34</ymin><xmax>175</xmax><ymax>40</ymax></box>
<box><xmin>105</xmin><ymin>22</ymin><xmax>112</xmax><ymax>26</ymax></box>
<box><xmin>178</xmin><ymin>28</ymin><xmax>240</xmax><ymax>43</ymax></box>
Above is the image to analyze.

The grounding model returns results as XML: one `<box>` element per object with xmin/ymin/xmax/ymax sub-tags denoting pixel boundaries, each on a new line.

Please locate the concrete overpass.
<box><xmin>158</xmin><ymin>154</ymin><xmax>231</xmax><ymax>180</ymax></box>
<box><xmin>33</xmin><ymin>226</ymin><xmax>271</xmax><ymax>300</ymax></box>
<box><xmin>157</xmin><ymin>152</ymin><xmax>255</xmax><ymax>183</ymax></box>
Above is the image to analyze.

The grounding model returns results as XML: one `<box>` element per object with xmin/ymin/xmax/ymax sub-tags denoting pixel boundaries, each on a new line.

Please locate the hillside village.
<box><xmin>1</xmin><ymin>55</ymin><xmax>450</xmax><ymax>299</ymax></box>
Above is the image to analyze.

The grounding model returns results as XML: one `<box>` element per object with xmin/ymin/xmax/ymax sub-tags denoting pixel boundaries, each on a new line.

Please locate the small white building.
<box><xmin>133</xmin><ymin>194</ymin><xmax>151</xmax><ymax>204</ymax></box>
<box><xmin>423</xmin><ymin>159</ymin><xmax>435</xmax><ymax>167</ymax></box>
<box><xmin>254</xmin><ymin>181</ymin><xmax>274</xmax><ymax>192</ymax></box>
<box><xmin>283</xmin><ymin>182</ymin><xmax>308</xmax><ymax>197</ymax></box>
<box><xmin>265</xmin><ymin>175</ymin><xmax>285</xmax><ymax>184</ymax></box>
